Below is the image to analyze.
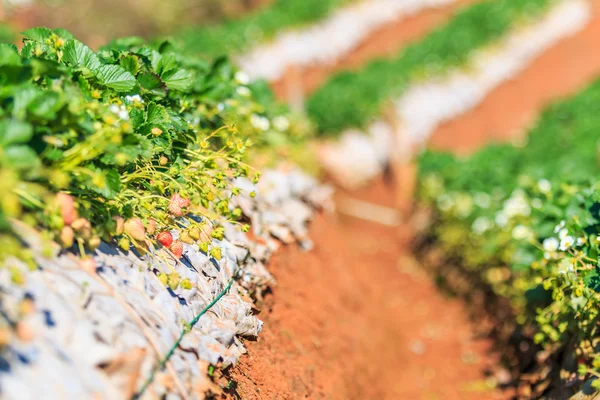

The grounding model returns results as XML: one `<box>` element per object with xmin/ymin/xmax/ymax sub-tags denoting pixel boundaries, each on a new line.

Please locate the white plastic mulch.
<box><xmin>237</xmin><ymin>0</ymin><xmax>455</xmax><ymax>82</ymax></box>
<box><xmin>319</xmin><ymin>0</ymin><xmax>591</xmax><ymax>189</ymax></box>
<box><xmin>0</xmin><ymin>168</ymin><xmax>332</xmax><ymax>399</ymax></box>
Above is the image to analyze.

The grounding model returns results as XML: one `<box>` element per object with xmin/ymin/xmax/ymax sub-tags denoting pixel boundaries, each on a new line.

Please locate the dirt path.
<box><xmin>428</xmin><ymin>0</ymin><xmax>600</xmax><ymax>154</ymax></box>
<box><xmin>270</xmin><ymin>0</ymin><xmax>478</xmax><ymax>101</ymax></box>
<box><xmin>225</xmin><ymin>179</ymin><xmax>509</xmax><ymax>400</ymax></box>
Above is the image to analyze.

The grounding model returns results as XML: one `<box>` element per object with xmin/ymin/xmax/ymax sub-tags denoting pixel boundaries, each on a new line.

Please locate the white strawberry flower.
<box><xmin>559</xmin><ymin>235</ymin><xmax>574</xmax><ymax>251</ymax></box>
<box><xmin>543</xmin><ymin>237</ymin><xmax>559</xmax><ymax>252</ymax></box>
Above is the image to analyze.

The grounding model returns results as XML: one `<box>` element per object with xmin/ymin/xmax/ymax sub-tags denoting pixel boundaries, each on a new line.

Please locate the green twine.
<box><xmin>132</xmin><ymin>277</ymin><xmax>235</xmax><ymax>399</ymax></box>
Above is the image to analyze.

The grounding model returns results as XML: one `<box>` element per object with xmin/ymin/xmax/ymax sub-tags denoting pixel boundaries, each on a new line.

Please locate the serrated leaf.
<box><xmin>96</xmin><ymin>64</ymin><xmax>136</xmax><ymax>92</ymax></box>
<box><xmin>0</xmin><ymin>119</ymin><xmax>33</xmax><ymax>146</ymax></box>
<box><xmin>162</xmin><ymin>69</ymin><xmax>192</xmax><ymax>91</ymax></box>
<box><xmin>146</xmin><ymin>102</ymin><xmax>169</xmax><ymax>126</ymax></box>
<box><xmin>21</xmin><ymin>27</ymin><xmax>52</xmax><ymax>43</ymax></box>
<box><xmin>137</xmin><ymin>73</ymin><xmax>166</xmax><ymax>96</ymax></box>
<box><xmin>52</xmin><ymin>28</ymin><xmax>74</xmax><ymax>41</ymax></box>
<box><xmin>63</xmin><ymin>39</ymin><xmax>101</xmax><ymax>72</ymax></box>
<box><xmin>120</xmin><ymin>55</ymin><xmax>140</xmax><ymax>75</ymax></box>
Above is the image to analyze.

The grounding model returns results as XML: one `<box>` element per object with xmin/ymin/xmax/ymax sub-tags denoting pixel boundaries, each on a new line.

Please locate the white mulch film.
<box><xmin>321</xmin><ymin>0</ymin><xmax>591</xmax><ymax>189</ymax></box>
<box><xmin>0</xmin><ymin>168</ymin><xmax>332</xmax><ymax>399</ymax></box>
<box><xmin>237</xmin><ymin>0</ymin><xmax>456</xmax><ymax>82</ymax></box>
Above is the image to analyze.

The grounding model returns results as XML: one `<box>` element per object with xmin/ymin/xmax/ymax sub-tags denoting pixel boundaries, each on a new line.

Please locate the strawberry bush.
<box><xmin>417</xmin><ymin>78</ymin><xmax>600</xmax><ymax>393</ymax></box>
<box><xmin>0</xmin><ymin>27</ymin><xmax>312</xmax><ymax>275</ymax></box>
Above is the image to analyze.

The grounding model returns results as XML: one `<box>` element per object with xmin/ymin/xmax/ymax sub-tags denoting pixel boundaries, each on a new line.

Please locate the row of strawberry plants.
<box><xmin>306</xmin><ymin>0</ymin><xmax>555</xmax><ymax>135</ymax></box>
<box><xmin>175</xmin><ymin>0</ymin><xmax>350</xmax><ymax>58</ymax></box>
<box><xmin>0</xmin><ymin>27</ymin><xmax>311</xmax><ymax>274</ymax></box>
<box><xmin>417</xmin><ymin>78</ymin><xmax>600</xmax><ymax>393</ymax></box>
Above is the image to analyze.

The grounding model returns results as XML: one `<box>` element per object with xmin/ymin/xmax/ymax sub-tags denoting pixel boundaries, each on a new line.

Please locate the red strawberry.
<box><xmin>170</xmin><ymin>240</ymin><xmax>183</xmax><ymax>258</ymax></box>
<box><xmin>124</xmin><ymin>218</ymin><xmax>146</xmax><ymax>241</ymax></box>
<box><xmin>156</xmin><ymin>231</ymin><xmax>173</xmax><ymax>247</ymax></box>
<box><xmin>56</xmin><ymin>193</ymin><xmax>78</xmax><ymax>225</ymax></box>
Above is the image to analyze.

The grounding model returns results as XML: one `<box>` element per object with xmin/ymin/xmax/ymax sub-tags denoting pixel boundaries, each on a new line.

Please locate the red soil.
<box><xmin>227</xmin><ymin>2</ymin><xmax>600</xmax><ymax>399</ymax></box>
<box><xmin>270</xmin><ymin>0</ymin><xmax>478</xmax><ymax>102</ymax></box>
<box><xmin>428</xmin><ymin>0</ymin><xmax>600</xmax><ymax>154</ymax></box>
<box><xmin>226</xmin><ymin>179</ymin><xmax>509</xmax><ymax>400</ymax></box>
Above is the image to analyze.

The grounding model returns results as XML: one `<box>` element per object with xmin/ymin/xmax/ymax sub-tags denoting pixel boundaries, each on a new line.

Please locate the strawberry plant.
<box><xmin>417</xmin><ymin>77</ymin><xmax>600</xmax><ymax>392</ymax></box>
<box><xmin>0</xmin><ymin>28</ymin><xmax>312</xmax><ymax>270</ymax></box>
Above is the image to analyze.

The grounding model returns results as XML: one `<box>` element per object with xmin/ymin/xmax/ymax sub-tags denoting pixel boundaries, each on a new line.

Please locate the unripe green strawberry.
<box><xmin>56</xmin><ymin>193</ymin><xmax>78</xmax><ymax>225</ymax></box>
<box><xmin>118</xmin><ymin>237</ymin><xmax>130</xmax><ymax>252</ymax></box>
<box><xmin>179</xmin><ymin>230</ymin><xmax>195</xmax><ymax>244</ymax></box>
<box><xmin>59</xmin><ymin>226</ymin><xmax>74</xmax><ymax>247</ymax></box>
<box><xmin>157</xmin><ymin>272</ymin><xmax>168</xmax><ymax>286</ymax></box>
<box><xmin>180</xmin><ymin>278</ymin><xmax>193</xmax><ymax>290</ymax></box>
<box><xmin>188</xmin><ymin>225</ymin><xmax>201</xmax><ymax>240</ymax></box>
<box><xmin>199</xmin><ymin>241</ymin><xmax>209</xmax><ymax>253</ymax></box>
<box><xmin>167</xmin><ymin>272</ymin><xmax>180</xmax><ymax>290</ymax></box>
<box><xmin>156</xmin><ymin>231</ymin><xmax>173</xmax><ymax>247</ymax></box>
<box><xmin>170</xmin><ymin>240</ymin><xmax>183</xmax><ymax>258</ymax></box>
<box><xmin>124</xmin><ymin>218</ymin><xmax>145</xmax><ymax>241</ymax></box>
<box><xmin>210</xmin><ymin>247</ymin><xmax>222</xmax><ymax>261</ymax></box>
<box><xmin>151</xmin><ymin>127</ymin><xmax>163</xmax><ymax>136</ymax></box>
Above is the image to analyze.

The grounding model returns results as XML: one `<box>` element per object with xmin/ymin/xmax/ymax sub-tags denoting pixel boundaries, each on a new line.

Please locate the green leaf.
<box><xmin>162</xmin><ymin>69</ymin><xmax>192</xmax><ymax>91</ymax></box>
<box><xmin>63</xmin><ymin>39</ymin><xmax>101</xmax><ymax>72</ymax></box>
<box><xmin>120</xmin><ymin>55</ymin><xmax>140</xmax><ymax>76</ymax></box>
<box><xmin>4</xmin><ymin>145</ymin><xmax>39</xmax><ymax>170</ymax></box>
<box><xmin>138</xmin><ymin>73</ymin><xmax>165</xmax><ymax>96</ymax></box>
<box><xmin>92</xmin><ymin>168</ymin><xmax>121</xmax><ymax>199</ymax></box>
<box><xmin>28</xmin><ymin>92</ymin><xmax>63</xmax><ymax>119</ymax></box>
<box><xmin>12</xmin><ymin>85</ymin><xmax>42</xmax><ymax>119</ymax></box>
<box><xmin>21</xmin><ymin>27</ymin><xmax>52</xmax><ymax>43</ymax></box>
<box><xmin>52</xmin><ymin>28</ymin><xmax>75</xmax><ymax>41</ymax></box>
<box><xmin>0</xmin><ymin>119</ymin><xmax>33</xmax><ymax>146</ymax></box>
<box><xmin>146</xmin><ymin>102</ymin><xmax>169</xmax><ymax>126</ymax></box>
<box><xmin>0</xmin><ymin>44</ymin><xmax>21</xmax><ymax>67</ymax></box>
<box><xmin>96</xmin><ymin>64</ymin><xmax>136</xmax><ymax>92</ymax></box>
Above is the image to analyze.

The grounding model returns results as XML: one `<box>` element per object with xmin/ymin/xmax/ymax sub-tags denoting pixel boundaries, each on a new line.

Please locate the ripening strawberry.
<box><xmin>146</xmin><ymin>219</ymin><xmax>157</xmax><ymax>235</ymax></box>
<box><xmin>112</xmin><ymin>216</ymin><xmax>125</xmax><ymax>235</ymax></box>
<box><xmin>124</xmin><ymin>218</ymin><xmax>146</xmax><ymax>241</ymax></box>
<box><xmin>170</xmin><ymin>240</ymin><xmax>183</xmax><ymax>258</ymax></box>
<box><xmin>170</xmin><ymin>193</ymin><xmax>190</xmax><ymax>208</ymax></box>
<box><xmin>56</xmin><ymin>193</ymin><xmax>78</xmax><ymax>225</ymax></box>
<box><xmin>59</xmin><ymin>226</ymin><xmax>74</xmax><ymax>247</ymax></box>
<box><xmin>79</xmin><ymin>257</ymin><xmax>97</xmax><ymax>274</ymax></box>
<box><xmin>168</xmin><ymin>202</ymin><xmax>184</xmax><ymax>217</ymax></box>
<box><xmin>71</xmin><ymin>217</ymin><xmax>92</xmax><ymax>239</ymax></box>
<box><xmin>156</xmin><ymin>231</ymin><xmax>173</xmax><ymax>247</ymax></box>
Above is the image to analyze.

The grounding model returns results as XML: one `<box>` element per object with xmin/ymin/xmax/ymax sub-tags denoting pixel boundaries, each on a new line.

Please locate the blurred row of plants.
<box><xmin>306</xmin><ymin>0</ymin><xmax>555</xmax><ymax>135</ymax></box>
<box><xmin>417</xmin><ymin>78</ymin><xmax>600</xmax><ymax>392</ymax></box>
<box><xmin>0</xmin><ymin>0</ymin><xmax>267</xmax><ymax>48</ymax></box>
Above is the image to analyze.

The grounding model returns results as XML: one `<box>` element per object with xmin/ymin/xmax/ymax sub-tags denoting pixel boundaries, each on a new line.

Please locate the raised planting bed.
<box><xmin>415</xmin><ymin>76</ymin><xmax>600</xmax><ymax>398</ymax></box>
<box><xmin>0</xmin><ymin>29</ymin><xmax>330</xmax><ymax>399</ymax></box>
